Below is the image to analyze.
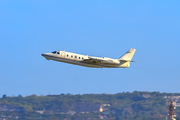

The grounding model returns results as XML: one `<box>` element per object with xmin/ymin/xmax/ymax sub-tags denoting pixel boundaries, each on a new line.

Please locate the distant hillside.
<box><xmin>0</xmin><ymin>91</ymin><xmax>180</xmax><ymax>120</ymax></box>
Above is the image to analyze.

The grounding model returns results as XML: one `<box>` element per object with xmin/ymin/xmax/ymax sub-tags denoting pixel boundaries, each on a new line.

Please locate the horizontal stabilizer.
<box><xmin>120</xmin><ymin>60</ymin><xmax>137</xmax><ymax>62</ymax></box>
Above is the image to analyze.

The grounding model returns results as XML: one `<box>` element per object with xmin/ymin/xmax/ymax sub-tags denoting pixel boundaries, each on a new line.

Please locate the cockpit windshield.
<box><xmin>52</xmin><ymin>51</ymin><xmax>57</xmax><ymax>54</ymax></box>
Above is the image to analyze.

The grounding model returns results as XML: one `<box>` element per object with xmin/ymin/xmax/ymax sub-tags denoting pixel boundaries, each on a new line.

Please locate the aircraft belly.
<box><xmin>44</xmin><ymin>55</ymin><xmax>120</xmax><ymax>68</ymax></box>
<box><xmin>44</xmin><ymin>55</ymin><xmax>100</xmax><ymax>68</ymax></box>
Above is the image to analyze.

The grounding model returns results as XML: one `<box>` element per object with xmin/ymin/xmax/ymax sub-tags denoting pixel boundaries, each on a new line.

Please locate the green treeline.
<box><xmin>0</xmin><ymin>91</ymin><xmax>180</xmax><ymax>120</ymax></box>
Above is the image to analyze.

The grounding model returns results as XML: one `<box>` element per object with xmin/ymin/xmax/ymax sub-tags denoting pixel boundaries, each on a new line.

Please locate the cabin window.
<box><xmin>71</xmin><ymin>55</ymin><xmax>73</xmax><ymax>58</ymax></box>
<box><xmin>75</xmin><ymin>56</ymin><xmax>77</xmax><ymax>58</ymax></box>
<box><xmin>67</xmin><ymin>54</ymin><xmax>69</xmax><ymax>57</ymax></box>
<box><xmin>79</xmin><ymin>57</ymin><xmax>81</xmax><ymax>59</ymax></box>
<box><xmin>82</xmin><ymin>57</ymin><xmax>84</xmax><ymax>59</ymax></box>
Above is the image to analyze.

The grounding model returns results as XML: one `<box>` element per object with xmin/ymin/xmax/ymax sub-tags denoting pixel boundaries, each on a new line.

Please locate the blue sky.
<box><xmin>0</xmin><ymin>0</ymin><xmax>180</xmax><ymax>97</ymax></box>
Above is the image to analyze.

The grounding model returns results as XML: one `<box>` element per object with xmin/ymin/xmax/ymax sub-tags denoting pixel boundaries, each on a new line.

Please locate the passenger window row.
<box><xmin>67</xmin><ymin>54</ymin><xmax>84</xmax><ymax>60</ymax></box>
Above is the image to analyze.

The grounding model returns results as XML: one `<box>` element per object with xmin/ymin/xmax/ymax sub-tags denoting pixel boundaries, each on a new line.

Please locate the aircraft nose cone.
<box><xmin>41</xmin><ymin>53</ymin><xmax>47</xmax><ymax>57</ymax></box>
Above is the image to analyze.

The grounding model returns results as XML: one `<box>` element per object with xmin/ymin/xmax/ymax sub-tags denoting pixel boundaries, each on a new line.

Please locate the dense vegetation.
<box><xmin>0</xmin><ymin>91</ymin><xmax>180</xmax><ymax>120</ymax></box>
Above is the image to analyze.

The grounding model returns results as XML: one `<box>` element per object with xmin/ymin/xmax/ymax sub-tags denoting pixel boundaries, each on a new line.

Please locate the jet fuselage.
<box><xmin>41</xmin><ymin>48</ymin><xmax>136</xmax><ymax>68</ymax></box>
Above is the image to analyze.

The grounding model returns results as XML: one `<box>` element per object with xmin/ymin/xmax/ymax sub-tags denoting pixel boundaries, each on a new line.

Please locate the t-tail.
<box><xmin>118</xmin><ymin>48</ymin><xmax>136</xmax><ymax>68</ymax></box>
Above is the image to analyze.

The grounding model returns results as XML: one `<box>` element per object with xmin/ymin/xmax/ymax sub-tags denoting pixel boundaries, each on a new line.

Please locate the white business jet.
<box><xmin>41</xmin><ymin>48</ymin><xmax>136</xmax><ymax>68</ymax></box>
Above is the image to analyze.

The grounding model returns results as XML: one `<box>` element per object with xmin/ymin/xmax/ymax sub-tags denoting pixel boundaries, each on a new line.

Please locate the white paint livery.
<box><xmin>41</xmin><ymin>48</ymin><xmax>136</xmax><ymax>68</ymax></box>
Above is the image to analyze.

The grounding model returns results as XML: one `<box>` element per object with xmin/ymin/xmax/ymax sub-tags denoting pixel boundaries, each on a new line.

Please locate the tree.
<box><xmin>2</xmin><ymin>94</ymin><xmax>6</xmax><ymax>99</ymax></box>
<box><xmin>18</xmin><ymin>94</ymin><xmax>23</xmax><ymax>98</ymax></box>
<box><xmin>24</xmin><ymin>104</ymin><xmax>33</xmax><ymax>112</ymax></box>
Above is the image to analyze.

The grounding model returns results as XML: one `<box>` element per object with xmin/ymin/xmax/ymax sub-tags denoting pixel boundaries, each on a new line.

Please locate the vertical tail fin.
<box><xmin>119</xmin><ymin>48</ymin><xmax>136</xmax><ymax>62</ymax></box>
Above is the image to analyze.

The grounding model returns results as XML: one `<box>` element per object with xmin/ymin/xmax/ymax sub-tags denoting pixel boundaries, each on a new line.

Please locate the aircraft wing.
<box><xmin>83</xmin><ymin>57</ymin><xmax>119</xmax><ymax>65</ymax></box>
